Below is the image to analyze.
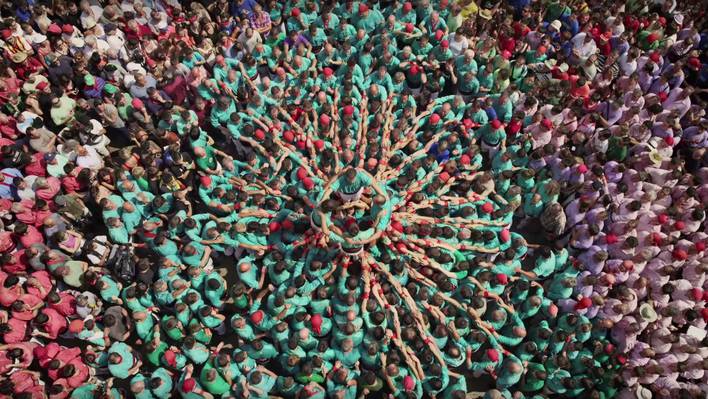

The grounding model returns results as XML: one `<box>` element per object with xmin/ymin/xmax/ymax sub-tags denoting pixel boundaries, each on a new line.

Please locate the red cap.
<box><xmin>291</xmin><ymin>8</ymin><xmax>301</xmax><ymax>17</ymax></box>
<box><xmin>486</xmin><ymin>349</ymin><xmax>499</xmax><ymax>362</ymax></box>
<box><xmin>36</xmin><ymin>81</ymin><xmax>49</xmax><ymax>91</ymax></box>
<box><xmin>405</xmin><ymin>23</ymin><xmax>414</xmax><ymax>33</ymax></box>
<box><xmin>441</xmin><ymin>40</ymin><xmax>449</xmax><ymax>48</ymax></box>
<box><xmin>62</xmin><ymin>24</ymin><xmax>74</xmax><ymax>34</ymax></box>
<box><xmin>652</xmin><ymin>232</ymin><xmax>662</xmax><ymax>246</ymax></box>
<box><xmin>691</xmin><ymin>288</ymin><xmax>703</xmax><ymax>301</ymax></box>
<box><xmin>403</xmin><ymin>375</ymin><xmax>415</xmax><ymax>391</ymax></box>
<box><xmin>500</xmin><ymin>229</ymin><xmax>510</xmax><ymax>243</ymax></box>
<box><xmin>537</xmin><ymin>45</ymin><xmax>547</xmax><ymax>54</ymax></box>
<box><xmin>303</xmin><ymin>177</ymin><xmax>314</xmax><ymax>190</ymax></box>
<box><xmin>649</xmin><ymin>52</ymin><xmax>661</xmax><ymax>63</ymax></box>
<box><xmin>323</xmin><ymin>67</ymin><xmax>333</xmax><ymax>77</ymax></box>
<box><xmin>69</xmin><ymin>319</ymin><xmax>84</xmax><ymax>333</ymax></box>
<box><xmin>701</xmin><ymin>308</ymin><xmax>708</xmax><ymax>323</ymax></box>
<box><xmin>435</xmin><ymin>29</ymin><xmax>444</xmax><ymax>41</ymax></box>
<box><xmin>319</xmin><ymin>114</ymin><xmax>331</xmax><ymax>126</ymax></box>
<box><xmin>410</xmin><ymin>64</ymin><xmax>421</xmax><ymax>75</ymax></box>
<box><xmin>396</xmin><ymin>242</ymin><xmax>407</xmax><ymax>253</ymax></box>
<box><xmin>576</xmin><ymin>297</ymin><xmax>593</xmax><ymax>310</ymax></box>
<box><xmin>657</xmin><ymin>16</ymin><xmax>667</xmax><ymax>26</ymax></box>
<box><xmin>695</xmin><ymin>242</ymin><xmax>705</xmax><ymax>252</ymax></box>
<box><xmin>47</xmin><ymin>24</ymin><xmax>62</xmax><ymax>34</ymax></box>
<box><xmin>343</xmin><ymin>105</ymin><xmax>355</xmax><ymax>116</ymax></box>
<box><xmin>577</xmin><ymin>164</ymin><xmax>588</xmax><ymax>174</ymax></box>
<box><xmin>604</xmin><ymin>343</ymin><xmax>615</xmax><ymax>354</ymax></box>
<box><xmin>439</xmin><ymin>171</ymin><xmax>450</xmax><ymax>182</ymax></box>
<box><xmin>296</xmin><ymin>140</ymin><xmax>307</xmax><ymax>150</ymax></box>
<box><xmin>296</xmin><ymin>167</ymin><xmax>307</xmax><ymax>180</ymax></box>
<box><xmin>391</xmin><ymin>220</ymin><xmax>404</xmax><ymax>233</ymax></box>
<box><xmin>254</xmin><ymin>129</ymin><xmax>266</xmax><ymax>141</ymax></box>
<box><xmin>672</xmin><ymin>248</ymin><xmax>688</xmax><ymax>261</ymax></box>
<box><xmin>269</xmin><ymin>221</ymin><xmax>281</xmax><ymax>233</ymax></box>
<box><xmin>460</xmin><ymin>154</ymin><xmax>471</xmax><ymax>165</ymax></box>
<box><xmin>463</xmin><ymin>118</ymin><xmax>474</xmax><ymax>129</ymax></box>
<box><xmin>491</xmin><ymin>119</ymin><xmax>502</xmax><ymax>129</ymax></box>
<box><xmin>674</xmin><ymin>220</ymin><xmax>685</xmax><ymax>231</ymax></box>
<box><xmin>403</xmin><ymin>2</ymin><xmax>413</xmax><ymax>11</ymax></box>
<box><xmin>359</xmin><ymin>3</ymin><xmax>368</xmax><ymax>14</ymax></box>
<box><xmin>647</xmin><ymin>33</ymin><xmax>659</xmax><ymax>44</ymax></box>
<box><xmin>688</xmin><ymin>57</ymin><xmax>701</xmax><ymax>69</ymax></box>
<box><xmin>131</xmin><ymin>98</ymin><xmax>144</xmax><ymax>109</ymax></box>
<box><xmin>481</xmin><ymin>202</ymin><xmax>494</xmax><ymax>214</ymax></box>
<box><xmin>605</xmin><ymin>233</ymin><xmax>618</xmax><ymax>245</ymax></box>
<box><xmin>501</xmin><ymin>50</ymin><xmax>512</xmax><ymax>59</ymax></box>
<box><xmin>310</xmin><ymin>314</ymin><xmax>323</xmax><ymax>334</ymax></box>
<box><xmin>250</xmin><ymin>310</ymin><xmax>264</xmax><ymax>324</ymax></box>
<box><xmin>164</xmin><ymin>349</ymin><xmax>177</xmax><ymax>367</ymax></box>
<box><xmin>283</xmin><ymin>130</ymin><xmax>295</xmax><ymax>142</ymax></box>
<box><xmin>430</xmin><ymin>113</ymin><xmax>441</xmax><ymax>124</ymax></box>
<box><xmin>658</xmin><ymin>92</ymin><xmax>668</xmax><ymax>103</ymax></box>
<box><xmin>663</xmin><ymin>135</ymin><xmax>674</xmax><ymax>145</ymax></box>
<box><xmin>282</xmin><ymin>219</ymin><xmax>294</xmax><ymax>230</ymax></box>
<box><xmin>542</xmin><ymin>118</ymin><xmax>553</xmax><ymax>129</ymax></box>
<box><xmin>314</xmin><ymin>139</ymin><xmax>325</xmax><ymax>150</ymax></box>
<box><xmin>182</xmin><ymin>378</ymin><xmax>196</xmax><ymax>393</ymax></box>
<box><xmin>658</xmin><ymin>214</ymin><xmax>669</xmax><ymax>224</ymax></box>
<box><xmin>496</xmin><ymin>273</ymin><xmax>508</xmax><ymax>285</ymax></box>
<box><xmin>200</xmin><ymin>176</ymin><xmax>212</xmax><ymax>186</ymax></box>
<box><xmin>617</xmin><ymin>355</ymin><xmax>627</xmax><ymax>365</ymax></box>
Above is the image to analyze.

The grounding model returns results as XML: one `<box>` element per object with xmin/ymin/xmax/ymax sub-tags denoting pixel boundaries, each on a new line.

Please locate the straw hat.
<box><xmin>11</xmin><ymin>52</ymin><xmax>28</xmax><ymax>63</ymax></box>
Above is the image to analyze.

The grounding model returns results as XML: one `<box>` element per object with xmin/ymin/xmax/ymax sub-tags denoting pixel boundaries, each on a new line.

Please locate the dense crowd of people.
<box><xmin>0</xmin><ymin>0</ymin><xmax>706</xmax><ymax>398</ymax></box>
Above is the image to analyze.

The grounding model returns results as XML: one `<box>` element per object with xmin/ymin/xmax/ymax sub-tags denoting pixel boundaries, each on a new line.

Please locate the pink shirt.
<box><xmin>41</xmin><ymin>307</ymin><xmax>67</xmax><ymax>340</ymax></box>
<box><xmin>18</xmin><ymin>225</ymin><xmax>44</xmax><ymax>248</ymax></box>
<box><xmin>3</xmin><ymin>317</ymin><xmax>27</xmax><ymax>344</ymax></box>
<box><xmin>12</xmin><ymin>293</ymin><xmax>41</xmax><ymax>321</ymax></box>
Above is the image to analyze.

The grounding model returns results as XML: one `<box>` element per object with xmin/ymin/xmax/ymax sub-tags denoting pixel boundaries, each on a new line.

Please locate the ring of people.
<box><xmin>0</xmin><ymin>1</ymin><xmax>706</xmax><ymax>399</ymax></box>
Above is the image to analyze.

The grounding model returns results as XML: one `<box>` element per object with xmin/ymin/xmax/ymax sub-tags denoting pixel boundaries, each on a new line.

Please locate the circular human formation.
<box><xmin>0</xmin><ymin>1</ymin><xmax>707</xmax><ymax>399</ymax></box>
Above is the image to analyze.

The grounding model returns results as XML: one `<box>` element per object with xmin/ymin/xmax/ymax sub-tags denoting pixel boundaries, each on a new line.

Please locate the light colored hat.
<box><xmin>636</xmin><ymin>386</ymin><xmax>652</xmax><ymax>399</ymax></box>
<box><xmin>557</xmin><ymin>63</ymin><xmax>569</xmax><ymax>72</ymax></box>
<box><xmin>70</xmin><ymin>37</ymin><xmax>85</xmax><ymax>48</ymax></box>
<box><xmin>550</xmin><ymin>20</ymin><xmax>562</xmax><ymax>30</ymax></box>
<box><xmin>32</xmin><ymin>34</ymin><xmax>47</xmax><ymax>44</ymax></box>
<box><xmin>478</xmin><ymin>9</ymin><xmax>493</xmax><ymax>20</ymax></box>
<box><xmin>638</xmin><ymin>303</ymin><xmax>658</xmax><ymax>323</ymax></box>
<box><xmin>83</xmin><ymin>17</ymin><xmax>97</xmax><ymax>29</ymax></box>
<box><xmin>89</xmin><ymin>119</ymin><xmax>104</xmax><ymax>135</ymax></box>
<box><xmin>673</xmin><ymin>13</ymin><xmax>684</xmax><ymax>25</ymax></box>
<box><xmin>648</xmin><ymin>149</ymin><xmax>664</xmax><ymax>166</ymax></box>
<box><xmin>11</xmin><ymin>52</ymin><xmax>28</xmax><ymax>63</ymax></box>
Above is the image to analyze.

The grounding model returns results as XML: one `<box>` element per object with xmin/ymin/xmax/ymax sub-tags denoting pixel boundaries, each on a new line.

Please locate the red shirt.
<box><xmin>1</xmin><ymin>249</ymin><xmax>28</xmax><ymax>274</ymax></box>
<box><xmin>2</xmin><ymin>317</ymin><xmax>27</xmax><ymax>344</ymax></box>
<box><xmin>40</xmin><ymin>307</ymin><xmax>67</xmax><ymax>340</ymax></box>
<box><xmin>49</xmin><ymin>292</ymin><xmax>76</xmax><ymax>317</ymax></box>
<box><xmin>23</xmin><ymin>153</ymin><xmax>47</xmax><ymax>178</ymax></box>
<box><xmin>66</xmin><ymin>358</ymin><xmax>90</xmax><ymax>387</ymax></box>
<box><xmin>12</xmin><ymin>293</ymin><xmax>41</xmax><ymax>321</ymax></box>
<box><xmin>37</xmin><ymin>342</ymin><xmax>62</xmax><ymax>368</ymax></box>
<box><xmin>0</xmin><ymin>284</ymin><xmax>22</xmax><ymax>307</ymax></box>
<box><xmin>18</xmin><ymin>225</ymin><xmax>44</xmax><ymax>247</ymax></box>
<box><xmin>27</xmin><ymin>270</ymin><xmax>53</xmax><ymax>300</ymax></box>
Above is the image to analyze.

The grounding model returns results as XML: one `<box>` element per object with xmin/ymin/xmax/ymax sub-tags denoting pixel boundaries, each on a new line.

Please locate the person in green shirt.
<box><xmin>149</xmin><ymin>368</ymin><xmax>174</xmax><ymax>399</ymax></box>
<box><xmin>108</xmin><ymin>341</ymin><xmax>140</xmax><ymax>379</ymax></box>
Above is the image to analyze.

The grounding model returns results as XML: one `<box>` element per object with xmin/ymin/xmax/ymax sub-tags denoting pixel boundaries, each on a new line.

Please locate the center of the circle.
<box><xmin>312</xmin><ymin>167</ymin><xmax>395</xmax><ymax>254</ymax></box>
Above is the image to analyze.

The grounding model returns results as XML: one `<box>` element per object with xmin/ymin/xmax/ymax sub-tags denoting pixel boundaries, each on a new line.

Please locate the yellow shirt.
<box><xmin>458</xmin><ymin>0</ymin><xmax>479</xmax><ymax>18</ymax></box>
